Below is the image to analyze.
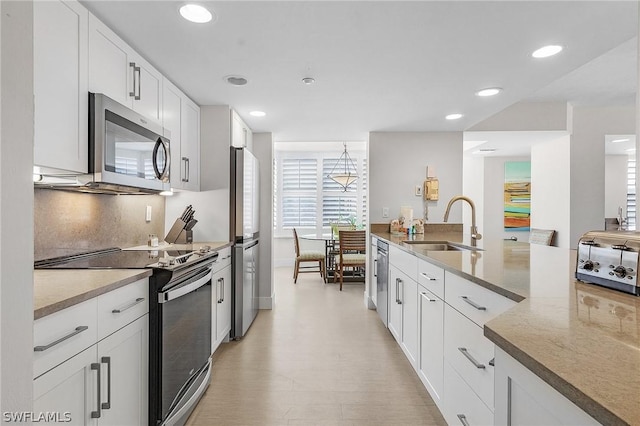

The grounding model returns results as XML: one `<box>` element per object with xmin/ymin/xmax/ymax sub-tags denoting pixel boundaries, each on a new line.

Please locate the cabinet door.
<box><xmin>88</xmin><ymin>14</ymin><xmax>131</xmax><ymax>107</ymax></box>
<box><xmin>34</xmin><ymin>0</ymin><xmax>88</xmax><ymax>173</ymax></box>
<box><xmin>216</xmin><ymin>265</ymin><xmax>232</xmax><ymax>345</ymax></box>
<box><xmin>96</xmin><ymin>315</ymin><xmax>148</xmax><ymax>426</ymax></box>
<box><xmin>401</xmin><ymin>274</ymin><xmax>418</xmax><ymax>368</ymax></box>
<box><xmin>34</xmin><ymin>346</ymin><xmax>98</xmax><ymax>426</ymax></box>
<box><xmin>163</xmin><ymin>81</ymin><xmax>183</xmax><ymax>189</ymax></box>
<box><xmin>418</xmin><ymin>288</ymin><xmax>444</xmax><ymax>406</ymax></box>
<box><xmin>370</xmin><ymin>241</ymin><xmax>378</xmax><ymax>306</ymax></box>
<box><xmin>180</xmin><ymin>96</ymin><xmax>200</xmax><ymax>191</ymax></box>
<box><xmin>231</xmin><ymin>111</ymin><xmax>246</xmax><ymax>147</ymax></box>
<box><xmin>131</xmin><ymin>54</ymin><xmax>163</xmax><ymax>126</ymax></box>
<box><xmin>388</xmin><ymin>266</ymin><xmax>403</xmax><ymax>344</ymax></box>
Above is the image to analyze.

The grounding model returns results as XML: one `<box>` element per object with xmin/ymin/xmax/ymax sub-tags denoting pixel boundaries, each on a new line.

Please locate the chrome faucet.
<box><xmin>443</xmin><ymin>195</ymin><xmax>482</xmax><ymax>247</ymax></box>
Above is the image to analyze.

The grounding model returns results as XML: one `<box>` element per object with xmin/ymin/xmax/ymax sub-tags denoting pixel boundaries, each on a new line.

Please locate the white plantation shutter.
<box><xmin>628</xmin><ymin>156</ymin><xmax>636</xmax><ymax>230</ymax></box>
<box><xmin>274</xmin><ymin>149</ymin><xmax>367</xmax><ymax>235</ymax></box>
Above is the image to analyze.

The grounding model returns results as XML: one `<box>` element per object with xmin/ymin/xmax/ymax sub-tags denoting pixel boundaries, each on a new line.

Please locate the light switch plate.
<box><xmin>382</xmin><ymin>207</ymin><xmax>389</xmax><ymax>218</ymax></box>
<box><xmin>145</xmin><ymin>205</ymin><xmax>152</xmax><ymax>222</ymax></box>
<box><xmin>415</xmin><ymin>185</ymin><xmax>423</xmax><ymax>196</ymax></box>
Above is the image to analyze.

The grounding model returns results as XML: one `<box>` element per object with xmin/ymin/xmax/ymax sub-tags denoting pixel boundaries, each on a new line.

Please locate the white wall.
<box><xmin>369</xmin><ymin>132</ymin><xmax>463</xmax><ymax>225</ymax></box>
<box><xmin>469</xmin><ymin>102</ymin><xmax>571</xmax><ymax>132</ymax></box>
<box><xmin>165</xmin><ymin>189</ymin><xmax>229</xmax><ymax>242</ymax></box>
<box><xmin>1</xmin><ymin>0</ymin><xmax>34</xmax><ymax>416</ymax></box>
<box><xmin>531</xmin><ymin>136</ymin><xmax>571</xmax><ymax>248</ymax></box>
<box><xmin>252</xmin><ymin>133</ymin><xmax>274</xmax><ymax>308</ymax></box>
<box><xmin>605</xmin><ymin>155</ymin><xmax>629</xmax><ymax>219</ymax></box>
<box><xmin>462</xmin><ymin>155</ymin><xmax>484</xmax><ymax>238</ymax></box>
<box><xmin>570</xmin><ymin>106</ymin><xmax>635</xmax><ymax>245</ymax></box>
<box><xmin>484</xmin><ymin>156</ymin><xmax>531</xmax><ymax>242</ymax></box>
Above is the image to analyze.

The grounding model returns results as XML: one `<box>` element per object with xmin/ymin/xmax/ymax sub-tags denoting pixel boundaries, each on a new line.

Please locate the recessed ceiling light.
<box><xmin>226</xmin><ymin>75</ymin><xmax>248</xmax><ymax>86</ymax></box>
<box><xmin>179</xmin><ymin>4</ymin><xmax>213</xmax><ymax>23</ymax></box>
<box><xmin>302</xmin><ymin>77</ymin><xmax>315</xmax><ymax>85</ymax></box>
<box><xmin>612</xmin><ymin>138</ymin><xmax>630</xmax><ymax>143</ymax></box>
<box><xmin>249</xmin><ymin>111</ymin><xmax>266</xmax><ymax>117</ymax></box>
<box><xmin>626</xmin><ymin>148</ymin><xmax>636</xmax><ymax>152</ymax></box>
<box><xmin>445</xmin><ymin>113</ymin><xmax>463</xmax><ymax>120</ymax></box>
<box><xmin>476</xmin><ymin>88</ymin><xmax>502</xmax><ymax>97</ymax></box>
<box><xmin>532</xmin><ymin>45</ymin><xmax>563</xmax><ymax>58</ymax></box>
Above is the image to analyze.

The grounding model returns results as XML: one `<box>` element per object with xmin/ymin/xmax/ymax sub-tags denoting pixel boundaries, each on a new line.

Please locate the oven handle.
<box><xmin>159</xmin><ymin>267</ymin><xmax>212</xmax><ymax>303</ymax></box>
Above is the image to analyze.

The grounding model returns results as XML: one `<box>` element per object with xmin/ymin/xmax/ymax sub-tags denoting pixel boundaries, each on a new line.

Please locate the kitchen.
<box><xmin>2</xmin><ymin>1</ymin><xmax>640</xmax><ymax>425</ymax></box>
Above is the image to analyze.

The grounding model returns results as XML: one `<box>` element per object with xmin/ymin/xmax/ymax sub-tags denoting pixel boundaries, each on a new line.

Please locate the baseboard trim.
<box><xmin>258</xmin><ymin>295</ymin><xmax>274</xmax><ymax>309</ymax></box>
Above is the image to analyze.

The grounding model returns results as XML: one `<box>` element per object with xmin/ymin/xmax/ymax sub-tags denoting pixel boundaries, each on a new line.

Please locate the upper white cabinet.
<box><xmin>88</xmin><ymin>14</ymin><xmax>162</xmax><ymax>126</ymax></box>
<box><xmin>33</xmin><ymin>0</ymin><xmax>88</xmax><ymax>173</ymax></box>
<box><xmin>231</xmin><ymin>110</ymin><xmax>253</xmax><ymax>150</ymax></box>
<box><xmin>163</xmin><ymin>79</ymin><xmax>200</xmax><ymax>192</ymax></box>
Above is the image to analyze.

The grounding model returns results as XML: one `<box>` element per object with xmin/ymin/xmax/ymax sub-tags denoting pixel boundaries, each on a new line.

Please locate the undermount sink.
<box><xmin>401</xmin><ymin>240</ymin><xmax>481</xmax><ymax>251</ymax></box>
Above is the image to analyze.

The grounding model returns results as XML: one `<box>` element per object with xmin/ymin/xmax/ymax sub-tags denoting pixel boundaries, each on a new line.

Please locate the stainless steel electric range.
<box><xmin>35</xmin><ymin>246</ymin><xmax>217</xmax><ymax>426</ymax></box>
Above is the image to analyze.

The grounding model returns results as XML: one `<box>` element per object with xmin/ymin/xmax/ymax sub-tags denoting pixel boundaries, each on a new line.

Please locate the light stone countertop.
<box><xmin>34</xmin><ymin>241</ymin><xmax>233</xmax><ymax>320</ymax></box>
<box><xmin>373</xmin><ymin>231</ymin><xmax>639</xmax><ymax>426</ymax></box>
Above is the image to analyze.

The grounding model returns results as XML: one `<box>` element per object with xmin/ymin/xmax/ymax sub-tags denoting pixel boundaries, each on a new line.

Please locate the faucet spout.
<box><xmin>443</xmin><ymin>195</ymin><xmax>482</xmax><ymax>247</ymax></box>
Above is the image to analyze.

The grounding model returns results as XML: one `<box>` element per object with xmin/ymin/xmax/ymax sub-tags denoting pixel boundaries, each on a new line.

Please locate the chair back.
<box><xmin>338</xmin><ymin>230</ymin><xmax>366</xmax><ymax>253</ymax></box>
<box><xmin>292</xmin><ymin>228</ymin><xmax>301</xmax><ymax>256</ymax></box>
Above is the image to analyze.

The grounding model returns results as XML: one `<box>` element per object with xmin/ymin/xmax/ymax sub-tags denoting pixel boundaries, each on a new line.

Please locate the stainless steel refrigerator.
<box><xmin>230</xmin><ymin>147</ymin><xmax>260</xmax><ymax>339</ymax></box>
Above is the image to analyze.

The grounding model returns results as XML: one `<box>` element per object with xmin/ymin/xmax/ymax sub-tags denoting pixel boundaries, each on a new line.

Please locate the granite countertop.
<box><xmin>34</xmin><ymin>241</ymin><xmax>232</xmax><ymax>320</ymax></box>
<box><xmin>372</xmin><ymin>231</ymin><xmax>640</xmax><ymax>425</ymax></box>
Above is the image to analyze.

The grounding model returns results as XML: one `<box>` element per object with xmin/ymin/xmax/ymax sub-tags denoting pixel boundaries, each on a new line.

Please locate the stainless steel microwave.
<box><xmin>86</xmin><ymin>93</ymin><xmax>171</xmax><ymax>194</ymax></box>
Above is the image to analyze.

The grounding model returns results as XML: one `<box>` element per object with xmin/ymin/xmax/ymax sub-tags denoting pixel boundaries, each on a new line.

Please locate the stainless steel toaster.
<box><xmin>576</xmin><ymin>230</ymin><xmax>640</xmax><ymax>296</ymax></box>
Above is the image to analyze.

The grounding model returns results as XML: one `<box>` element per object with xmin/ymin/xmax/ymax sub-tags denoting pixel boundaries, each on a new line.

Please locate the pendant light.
<box><xmin>328</xmin><ymin>143</ymin><xmax>358</xmax><ymax>192</ymax></box>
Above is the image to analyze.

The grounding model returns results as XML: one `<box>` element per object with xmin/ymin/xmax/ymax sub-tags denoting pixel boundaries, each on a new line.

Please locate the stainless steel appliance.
<box><xmin>376</xmin><ymin>240</ymin><xmax>389</xmax><ymax>326</ymax></box>
<box><xmin>35</xmin><ymin>93</ymin><xmax>171</xmax><ymax>194</ymax></box>
<box><xmin>576</xmin><ymin>230</ymin><xmax>640</xmax><ymax>296</ymax></box>
<box><xmin>230</xmin><ymin>147</ymin><xmax>260</xmax><ymax>339</ymax></box>
<box><xmin>35</xmin><ymin>246</ymin><xmax>218</xmax><ymax>426</ymax></box>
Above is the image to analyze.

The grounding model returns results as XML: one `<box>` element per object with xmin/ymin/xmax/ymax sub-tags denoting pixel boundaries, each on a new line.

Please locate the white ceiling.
<box><xmin>81</xmin><ymin>1</ymin><xmax>638</xmax><ymax>142</ymax></box>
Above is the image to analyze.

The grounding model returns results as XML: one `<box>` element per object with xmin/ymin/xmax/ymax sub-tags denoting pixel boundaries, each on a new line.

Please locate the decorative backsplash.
<box><xmin>34</xmin><ymin>188</ymin><xmax>165</xmax><ymax>260</ymax></box>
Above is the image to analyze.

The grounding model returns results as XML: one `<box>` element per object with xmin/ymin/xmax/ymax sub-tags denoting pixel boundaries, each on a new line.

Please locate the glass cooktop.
<box><xmin>34</xmin><ymin>248</ymin><xmax>193</xmax><ymax>269</ymax></box>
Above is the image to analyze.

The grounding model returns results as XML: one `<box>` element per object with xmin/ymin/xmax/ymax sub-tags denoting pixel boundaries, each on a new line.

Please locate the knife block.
<box><xmin>164</xmin><ymin>218</ymin><xmax>191</xmax><ymax>244</ymax></box>
<box><xmin>174</xmin><ymin>230</ymin><xmax>193</xmax><ymax>244</ymax></box>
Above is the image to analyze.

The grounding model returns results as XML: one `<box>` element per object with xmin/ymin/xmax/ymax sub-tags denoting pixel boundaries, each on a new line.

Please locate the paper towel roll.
<box><xmin>400</xmin><ymin>206</ymin><xmax>413</xmax><ymax>226</ymax></box>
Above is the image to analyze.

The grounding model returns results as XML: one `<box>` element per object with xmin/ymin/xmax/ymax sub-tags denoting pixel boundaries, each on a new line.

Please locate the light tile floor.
<box><xmin>186</xmin><ymin>267</ymin><xmax>446</xmax><ymax>425</ymax></box>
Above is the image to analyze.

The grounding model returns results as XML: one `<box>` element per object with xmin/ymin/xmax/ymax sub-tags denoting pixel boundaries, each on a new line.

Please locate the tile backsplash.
<box><xmin>35</xmin><ymin>188</ymin><xmax>165</xmax><ymax>260</ymax></box>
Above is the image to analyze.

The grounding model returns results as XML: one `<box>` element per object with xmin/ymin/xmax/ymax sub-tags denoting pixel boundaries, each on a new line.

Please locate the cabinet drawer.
<box><xmin>34</xmin><ymin>298</ymin><xmax>98</xmax><ymax>379</ymax></box>
<box><xmin>390</xmin><ymin>245</ymin><xmax>417</xmax><ymax>277</ymax></box>
<box><xmin>212</xmin><ymin>246</ymin><xmax>232</xmax><ymax>273</ymax></box>
<box><xmin>445</xmin><ymin>272</ymin><xmax>516</xmax><ymax>326</ymax></box>
<box><xmin>445</xmin><ymin>304</ymin><xmax>495</xmax><ymax>409</ymax></box>
<box><xmin>417</xmin><ymin>258</ymin><xmax>444</xmax><ymax>299</ymax></box>
<box><xmin>444</xmin><ymin>361</ymin><xmax>494</xmax><ymax>426</ymax></box>
<box><xmin>97</xmin><ymin>278</ymin><xmax>149</xmax><ymax>341</ymax></box>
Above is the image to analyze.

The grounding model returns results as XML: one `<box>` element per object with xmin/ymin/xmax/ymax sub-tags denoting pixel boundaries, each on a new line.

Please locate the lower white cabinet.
<box><xmin>494</xmin><ymin>347</ymin><xmax>599</xmax><ymax>426</ymax></box>
<box><xmin>389</xmin><ymin>264</ymin><xmax>419</xmax><ymax>368</ymax></box>
<box><xmin>443</xmin><ymin>361</ymin><xmax>494</xmax><ymax>426</ymax></box>
<box><xmin>34</xmin><ymin>315</ymin><xmax>148</xmax><ymax>425</ymax></box>
<box><xmin>418</xmin><ymin>286</ymin><xmax>444</xmax><ymax>406</ymax></box>
<box><xmin>34</xmin><ymin>278</ymin><xmax>149</xmax><ymax>426</ymax></box>
<box><xmin>370</xmin><ymin>236</ymin><xmax>378</xmax><ymax>307</ymax></box>
<box><xmin>212</xmin><ymin>247</ymin><xmax>233</xmax><ymax>353</ymax></box>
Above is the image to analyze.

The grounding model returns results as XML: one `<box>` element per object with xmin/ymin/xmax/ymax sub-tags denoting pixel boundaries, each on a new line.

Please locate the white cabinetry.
<box><xmin>163</xmin><ymin>79</ymin><xmax>200</xmax><ymax>191</ymax></box>
<box><xmin>370</xmin><ymin>236</ymin><xmax>378</xmax><ymax>306</ymax></box>
<box><xmin>33</xmin><ymin>0</ymin><xmax>88</xmax><ymax>173</ymax></box>
<box><xmin>88</xmin><ymin>14</ymin><xmax>162</xmax><ymax>126</ymax></box>
<box><xmin>231</xmin><ymin>110</ymin><xmax>253</xmax><ymax>150</ymax></box>
<box><xmin>418</xmin><ymin>286</ymin><xmax>444</xmax><ymax>406</ymax></box>
<box><xmin>212</xmin><ymin>247</ymin><xmax>232</xmax><ymax>352</ymax></box>
<box><xmin>494</xmin><ymin>347</ymin><xmax>599</xmax><ymax>426</ymax></box>
<box><xmin>388</xmin><ymin>246</ymin><xmax>418</xmax><ymax>368</ymax></box>
<box><xmin>33</xmin><ymin>278</ymin><xmax>149</xmax><ymax>426</ymax></box>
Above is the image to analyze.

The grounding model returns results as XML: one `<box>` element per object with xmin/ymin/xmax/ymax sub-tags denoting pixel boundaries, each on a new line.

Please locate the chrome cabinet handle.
<box><xmin>182</xmin><ymin>157</ymin><xmax>189</xmax><ymax>182</ymax></box>
<box><xmin>135</xmin><ymin>65</ymin><xmax>141</xmax><ymax>100</ymax></box>
<box><xmin>217</xmin><ymin>278</ymin><xmax>223</xmax><ymax>303</ymax></box>
<box><xmin>129</xmin><ymin>62</ymin><xmax>136</xmax><ymax>97</ymax></box>
<box><xmin>461</xmin><ymin>296</ymin><xmax>486</xmax><ymax>311</ymax></box>
<box><xmin>420</xmin><ymin>272</ymin><xmax>437</xmax><ymax>281</ymax></box>
<box><xmin>396</xmin><ymin>278</ymin><xmax>403</xmax><ymax>304</ymax></box>
<box><xmin>34</xmin><ymin>326</ymin><xmax>88</xmax><ymax>352</ymax></box>
<box><xmin>458</xmin><ymin>347</ymin><xmax>486</xmax><ymax>369</ymax></box>
<box><xmin>457</xmin><ymin>414</ymin><xmax>470</xmax><ymax>426</ymax></box>
<box><xmin>374</xmin><ymin>259</ymin><xmax>377</xmax><ymax>277</ymax></box>
<box><xmin>489</xmin><ymin>357</ymin><xmax>495</xmax><ymax>367</ymax></box>
<box><xmin>112</xmin><ymin>297</ymin><xmax>145</xmax><ymax>314</ymax></box>
<box><xmin>221</xmin><ymin>277</ymin><xmax>225</xmax><ymax>302</ymax></box>
<box><xmin>101</xmin><ymin>357</ymin><xmax>111</xmax><ymax>410</ymax></box>
<box><xmin>420</xmin><ymin>292</ymin><xmax>436</xmax><ymax>302</ymax></box>
<box><xmin>91</xmin><ymin>363</ymin><xmax>101</xmax><ymax>418</ymax></box>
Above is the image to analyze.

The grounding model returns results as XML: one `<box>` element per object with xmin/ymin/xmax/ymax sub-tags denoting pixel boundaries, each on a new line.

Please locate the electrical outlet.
<box><xmin>415</xmin><ymin>185</ymin><xmax>423</xmax><ymax>197</ymax></box>
<box><xmin>145</xmin><ymin>205</ymin><xmax>152</xmax><ymax>222</ymax></box>
<box><xmin>382</xmin><ymin>207</ymin><xmax>389</xmax><ymax>218</ymax></box>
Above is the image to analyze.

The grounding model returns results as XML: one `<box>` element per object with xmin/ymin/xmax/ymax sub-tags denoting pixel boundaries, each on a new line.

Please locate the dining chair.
<box><xmin>292</xmin><ymin>228</ymin><xmax>326</xmax><ymax>283</ymax></box>
<box><xmin>334</xmin><ymin>230</ymin><xmax>366</xmax><ymax>291</ymax></box>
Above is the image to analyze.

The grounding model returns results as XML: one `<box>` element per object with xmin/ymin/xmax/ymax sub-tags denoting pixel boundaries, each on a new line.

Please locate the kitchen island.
<box><xmin>372</xmin><ymin>231</ymin><xmax>639</xmax><ymax>426</ymax></box>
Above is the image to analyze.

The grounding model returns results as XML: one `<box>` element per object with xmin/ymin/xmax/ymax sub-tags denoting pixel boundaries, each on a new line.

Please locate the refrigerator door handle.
<box><xmin>244</xmin><ymin>240</ymin><xmax>259</xmax><ymax>250</ymax></box>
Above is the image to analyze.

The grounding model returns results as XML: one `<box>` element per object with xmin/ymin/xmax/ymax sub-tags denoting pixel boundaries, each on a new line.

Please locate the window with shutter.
<box><xmin>628</xmin><ymin>156</ymin><xmax>636</xmax><ymax>230</ymax></box>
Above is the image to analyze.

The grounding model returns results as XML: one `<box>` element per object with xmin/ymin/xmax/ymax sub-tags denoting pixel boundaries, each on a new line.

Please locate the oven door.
<box><xmin>158</xmin><ymin>266</ymin><xmax>212</xmax><ymax>424</ymax></box>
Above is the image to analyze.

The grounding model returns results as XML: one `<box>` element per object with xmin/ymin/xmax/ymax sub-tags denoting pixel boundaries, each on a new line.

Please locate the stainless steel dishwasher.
<box><xmin>376</xmin><ymin>240</ymin><xmax>389</xmax><ymax>327</ymax></box>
